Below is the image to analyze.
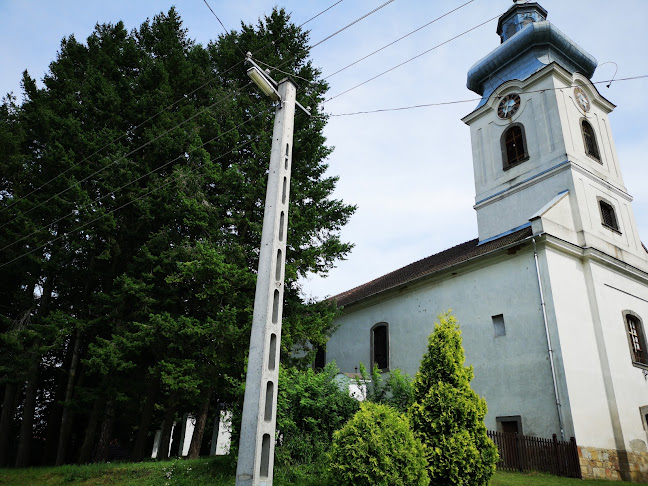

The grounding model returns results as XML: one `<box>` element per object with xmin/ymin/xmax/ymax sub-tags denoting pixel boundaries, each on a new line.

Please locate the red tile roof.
<box><xmin>333</xmin><ymin>226</ymin><xmax>533</xmax><ymax>307</ymax></box>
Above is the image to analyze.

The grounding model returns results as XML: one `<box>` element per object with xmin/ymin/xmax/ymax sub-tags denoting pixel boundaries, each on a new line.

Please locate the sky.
<box><xmin>1</xmin><ymin>0</ymin><xmax>647</xmax><ymax>300</ymax></box>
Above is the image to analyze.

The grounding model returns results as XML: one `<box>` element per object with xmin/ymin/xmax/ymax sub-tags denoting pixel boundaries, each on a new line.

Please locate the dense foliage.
<box><xmin>0</xmin><ymin>7</ymin><xmax>354</xmax><ymax>466</ymax></box>
<box><xmin>275</xmin><ymin>364</ymin><xmax>358</xmax><ymax>470</ymax></box>
<box><xmin>409</xmin><ymin>312</ymin><xmax>498</xmax><ymax>485</ymax></box>
<box><xmin>328</xmin><ymin>402</ymin><xmax>428</xmax><ymax>486</ymax></box>
<box><xmin>356</xmin><ymin>362</ymin><xmax>414</xmax><ymax>412</ymax></box>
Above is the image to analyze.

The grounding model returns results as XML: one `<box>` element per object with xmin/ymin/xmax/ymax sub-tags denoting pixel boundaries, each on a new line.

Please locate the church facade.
<box><xmin>324</xmin><ymin>1</ymin><xmax>648</xmax><ymax>481</ymax></box>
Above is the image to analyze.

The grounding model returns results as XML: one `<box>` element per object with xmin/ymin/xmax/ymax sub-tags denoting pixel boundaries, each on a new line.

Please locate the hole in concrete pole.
<box><xmin>272</xmin><ymin>289</ymin><xmax>280</xmax><ymax>324</ymax></box>
<box><xmin>260</xmin><ymin>434</ymin><xmax>270</xmax><ymax>477</ymax></box>
<box><xmin>268</xmin><ymin>334</ymin><xmax>277</xmax><ymax>371</ymax></box>
<box><xmin>275</xmin><ymin>249</ymin><xmax>282</xmax><ymax>281</ymax></box>
<box><xmin>282</xmin><ymin>177</ymin><xmax>287</xmax><ymax>204</ymax></box>
<box><xmin>278</xmin><ymin>211</ymin><xmax>285</xmax><ymax>241</ymax></box>
<box><xmin>264</xmin><ymin>381</ymin><xmax>274</xmax><ymax>422</ymax></box>
<box><xmin>285</xmin><ymin>143</ymin><xmax>290</xmax><ymax>170</ymax></box>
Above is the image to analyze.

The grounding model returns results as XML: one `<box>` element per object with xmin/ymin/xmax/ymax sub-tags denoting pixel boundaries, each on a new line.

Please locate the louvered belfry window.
<box><xmin>627</xmin><ymin>314</ymin><xmax>648</xmax><ymax>365</ymax></box>
<box><xmin>599</xmin><ymin>200</ymin><xmax>619</xmax><ymax>231</ymax></box>
<box><xmin>582</xmin><ymin>120</ymin><xmax>601</xmax><ymax>161</ymax></box>
<box><xmin>504</xmin><ymin>125</ymin><xmax>527</xmax><ymax>167</ymax></box>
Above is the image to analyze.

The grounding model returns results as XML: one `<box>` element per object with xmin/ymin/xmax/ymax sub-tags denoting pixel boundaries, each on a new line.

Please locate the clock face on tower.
<box><xmin>574</xmin><ymin>87</ymin><xmax>590</xmax><ymax>112</ymax></box>
<box><xmin>497</xmin><ymin>93</ymin><xmax>521</xmax><ymax>119</ymax></box>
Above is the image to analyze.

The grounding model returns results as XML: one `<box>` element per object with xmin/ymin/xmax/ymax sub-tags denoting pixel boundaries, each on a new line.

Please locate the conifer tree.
<box><xmin>409</xmin><ymin>312</ymin><xmax>498</xmax><ymax>486</ymax></box>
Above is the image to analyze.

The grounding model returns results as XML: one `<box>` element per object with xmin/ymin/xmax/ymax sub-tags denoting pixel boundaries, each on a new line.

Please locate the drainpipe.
<box><xmin>532</xmin><ymin>237</ymin><xmax>565</xmax><ymax>441</ymax></box>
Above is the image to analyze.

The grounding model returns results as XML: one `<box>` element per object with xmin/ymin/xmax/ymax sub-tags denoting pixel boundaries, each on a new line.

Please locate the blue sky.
<box><xmin>1</xmin><ymin>0</ymin><xmax>647</xmax><ymax>299</ymax></box>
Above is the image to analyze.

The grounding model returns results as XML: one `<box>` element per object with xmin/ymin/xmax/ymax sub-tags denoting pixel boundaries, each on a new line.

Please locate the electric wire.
<box><xmin>0</xmin><ymin>81</ymin><xmax>258</xmax><ymax>231</ymax></box>
<box><xmin>0</xmin><ymin>107</ymin><xmax>273</xmax><ymax>255</ymax></box>
<box><xmin>1</xmin><ymin>0</ymin><xmax>346</xmax><ymax>214</ymax></box>
<box><xmin>202</xmin><ymin>0</ymin><xmax>229</xmax><ymax>34</ymax></box>
<box><xmin>309</xmin><ymin>0</ymin><xmax>396</xmax><ymax>50</ymax></box>
<box><xmin>0</xmin><ymin>0</ymin><xmax>375</xmax><ymax>239</ymax></box>
<box><xmin>324</xmin><ymin>13</ymin><xmax>501</xmax><ymax>103</ymax></box>
<box><xmin>0</xmin><ymin>131</ymin><xmax>267</xmax><ymax>269</ymax></box>
<box><xmin>325</xmin><ymin>0</ymin><xmax>477</xmax><ymax>80</ymax></box>
<box><xmin>325</xmin><ymin>75</ymin><xmax>648</xmax><ymax>116</ymax></box>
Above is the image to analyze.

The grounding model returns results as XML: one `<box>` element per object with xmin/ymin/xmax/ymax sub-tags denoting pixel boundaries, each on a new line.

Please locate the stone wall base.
<box><xmin>579</xmin><ymin>445</ymin><xmax>648</xmax><ymax>482</ymax></box>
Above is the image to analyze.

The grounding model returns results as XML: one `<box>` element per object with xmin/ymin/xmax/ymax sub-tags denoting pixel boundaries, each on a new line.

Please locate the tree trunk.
<box><xmin>15</xmin><ymin>365</ymin><xmax>39</xmax><ymax>467</ymax></box>
<box><xmin>157</xmin><ymin>397</ymin><xmax>177</xmax><ymax>461</ymax></box>
<box><xmin>0</xmin><ymin>382</ymin><xmax>18</xmax><ymax>467</ymax></box>
<box><xmin>93</xmin><ymin>399</ymin><xmax>115</xmax><ymax>463</ymax></box>
<box><xmin>131</xmin><ymin>378</ymin><xmax>159</xmax><ymax>462</ymax></box>
<box><xmin>187</xmin><ymin>389</ymin><xmax>212</xmax><ymax>459</ymax></box>
<box><xmin>55</xmin><ymin>328</ymin><xmax>82</xmax><ymax>466</ymax></box>
<box><xmin>77</xmin><ymin>396</ymin><xmax>103</xmax><ymax>464</ymax></box>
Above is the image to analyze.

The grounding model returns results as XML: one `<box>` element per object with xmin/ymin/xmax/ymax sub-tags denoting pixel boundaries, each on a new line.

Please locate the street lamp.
<box><xmin>235</xmin><ymin>54</ymin><xmax>302</xmax><ymax>486</ymax></box>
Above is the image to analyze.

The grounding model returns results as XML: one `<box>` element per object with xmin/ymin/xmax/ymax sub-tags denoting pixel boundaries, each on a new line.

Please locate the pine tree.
<box><xmin>0</xmin><ymin>7</ymin><xmax>353</xmax><ymax>465</ymax></box>
<box><xmin>409</xmin><ymin>312</ymin><xmax>498</xmax><ymax>485</ymax></box>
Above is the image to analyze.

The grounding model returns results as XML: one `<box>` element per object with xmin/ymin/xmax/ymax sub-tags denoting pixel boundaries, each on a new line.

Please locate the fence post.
<box><xmin>552</xmin><ymin>434</ymin><xmax>561</xmax><ymax>476</ymax></box>
<box><xmin>570</xmin><ymin>437</ymin><xmax>582</xmax><ymax>479</ymax></box>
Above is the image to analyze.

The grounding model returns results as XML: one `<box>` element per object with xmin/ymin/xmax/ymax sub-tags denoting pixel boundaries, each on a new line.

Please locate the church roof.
<box><xmin>333</xmin><ymin>226</ymin><xmax>533</xmax><ymax>307</ymax></box>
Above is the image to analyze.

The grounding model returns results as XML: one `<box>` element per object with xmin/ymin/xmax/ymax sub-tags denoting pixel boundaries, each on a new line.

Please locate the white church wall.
<box><xmin>544</xmin><ymin>245</ymin><xmax>648</xmax><ymax>451</ymax></box>
<box><xmin>327</xmin><ymin>247</ymin><xmax>563</xmax><ymax>438</ymax></box>
<box><xmin>475</xmin><ymin>166</ymin><xmax>572</xmax><ymax>241</ymax></box>
<box><xmin>543</xmin><ymin>247</ymin><xmax>615</xmax><ymax>448</ymax></box>
<box><xmin>591</xmin><ymin>262</ymin><xmax>648</xmax><ymax>453</ymax></box>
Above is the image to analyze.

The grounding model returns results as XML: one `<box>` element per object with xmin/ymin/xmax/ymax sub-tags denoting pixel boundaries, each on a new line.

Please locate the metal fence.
<box><xmin>487</xmin><ymin>430</ymin><xmax>581</xmax><ymax>478</ymax></box>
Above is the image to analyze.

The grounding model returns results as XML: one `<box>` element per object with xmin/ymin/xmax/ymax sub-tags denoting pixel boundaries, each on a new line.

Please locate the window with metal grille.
<box><xmin>502</xmin><ymin>124</ymin><xmax>528</xmax><ymax>169</ymax></box>
<box><xmin>626</xmin><ymin>314</ymin><xmax>648</xmax><ymax>366</ymax></box>
<box><xmin>371</xmin><ymin>323</ymin><xmax>389</xmax><ymax>371</ymax></box>
<box><xmin>599</xmin><ymin>200</ymin><xmax>619</xmax><ymax>231</ymax></box>
<box><xmin>582</xmin><ymin>120</ymin><xmax>601</xmax><ymax>162</ymax></box>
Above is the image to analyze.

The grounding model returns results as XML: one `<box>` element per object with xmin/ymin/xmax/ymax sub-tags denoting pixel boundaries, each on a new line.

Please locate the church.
<box><xmin>324</xmin><ymin>1</ymin><xmax>648</xmax><ymax>481</ymax></box>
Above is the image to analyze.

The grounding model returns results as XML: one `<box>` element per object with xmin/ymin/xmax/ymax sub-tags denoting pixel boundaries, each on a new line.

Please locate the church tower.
<box><xmin>462</xmin><ymin>0</ymin><xmax>647</xmax><ymax>270</ymax></box>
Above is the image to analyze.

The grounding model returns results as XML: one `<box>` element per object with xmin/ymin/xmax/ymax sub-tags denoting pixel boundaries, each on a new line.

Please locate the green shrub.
<box><xmin>275</xmin><ymin>363</ymin><xmax>359</xmax><ymax>470</ymax></box>
<box><xmin>409</xmin><ymin>312</ymin><xmax>498</xmax><ymax>485</ymax></box>
<box><xmin>327</xmin><ymin>402</ymin><xmax>428</xmax><ymax>486</ymax></box>
<box><xmin>357</xmin><ymin>362</ymin><xmax>414</xmax><ymax>412</ymax></box>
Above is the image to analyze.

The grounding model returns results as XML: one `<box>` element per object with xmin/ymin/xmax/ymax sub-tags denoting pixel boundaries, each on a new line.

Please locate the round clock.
<box><xmin>498</xmin><ymin>93</ymin><xmax>521</xmax><ymax>119</ymax></box>
<box><xmin>574</xmin><ymin>87</ymin><xmax>590</xmax><ymax>112</ymax></box>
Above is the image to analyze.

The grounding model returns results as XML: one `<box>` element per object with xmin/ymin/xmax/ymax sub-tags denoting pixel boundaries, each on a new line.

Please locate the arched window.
<box><xmin>581</xmin><ymin>120</ymin><xmax>601</xmax><ymax>162</ymax></box>
<box><xmin>624</xmin><ymin>312</ymin><xmax>648</xmax><ymax>367</ymax></box>
<box><xmin>371</xmin><ymin>323</ymin><xmax>389</xmax><ymax>371</ymax></box>
<box><xmin>501</xmin><ymin>124</ymin><xmax>529</xmax><ymax>170</ymax></box>
<box><xmin>598</xmin><ymin>199</ymin><xmax>620</xmax><ymax>232</ymax></box>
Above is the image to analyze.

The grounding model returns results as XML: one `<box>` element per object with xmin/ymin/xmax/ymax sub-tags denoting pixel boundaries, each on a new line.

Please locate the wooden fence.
<box><xmin>487</xmin><ymin>430</ymin><xmax>581</xmax><ymax>478</ymax></box>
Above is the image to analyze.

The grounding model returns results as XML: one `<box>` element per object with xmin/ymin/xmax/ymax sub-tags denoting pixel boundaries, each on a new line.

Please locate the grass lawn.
<box><xmin>0</xmin><ymin>457</ymin><xmax>624</xmax><ymax>485</ymax></box>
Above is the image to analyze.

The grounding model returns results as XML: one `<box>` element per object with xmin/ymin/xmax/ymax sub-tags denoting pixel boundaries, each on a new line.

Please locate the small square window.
<box><xmin>492</xmin><ymin>314</ymin><xmax>506</xmax><ymax>337</ymax></box>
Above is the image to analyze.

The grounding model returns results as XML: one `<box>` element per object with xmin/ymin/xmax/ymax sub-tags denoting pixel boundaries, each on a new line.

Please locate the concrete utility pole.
<box><xmin>236</xmin><ymin>57</ymin><xmax>297</xmax><ymax>486</ymax></box>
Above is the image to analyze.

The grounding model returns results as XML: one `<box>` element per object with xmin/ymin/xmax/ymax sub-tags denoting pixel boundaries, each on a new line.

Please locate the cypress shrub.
<box><xmin>328</xmin><ymin>402</ymin><xmax>428</xmax><ymax>486</ymax></box>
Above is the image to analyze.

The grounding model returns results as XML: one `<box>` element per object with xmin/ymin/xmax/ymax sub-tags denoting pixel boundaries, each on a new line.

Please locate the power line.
<box><xmin>0</xmin><ymin>133</ymin><xmax>266</xmax><ymax>269</ymax></box>
<box><xmin>1</xmin><ymin>0</ymin><xmax>346</xmax><ymax>214</ymax></box>
<box><xmin>202</xmin><ymin>0</ymin><xmax>229</xmax><ymax>34</ymax></box>
<box><xmin>325</xmin><ymin>13</ymin><xmax>501</xmax><ymax>103</ymax></box>
<box><xmin>0</xmin><ymin>107</ymin><xmax>273</xmax><ymax>255</ymax></box>
<box><xmin>298</xmin><ymin>0</ymin><xmax>345</xmax><ymax>28</ymax></box>
<box><xmin>325</xmin><ymin>75</ymin><xmax>648</xmax><ymax>116</ymax></box>
<box><xmin>0</xmin><ymin>82</ymin><xmax>256</xmax><ymax>231</ymax></box>
<box><xmin>325</xmin><ymin>0</ymin><xmax>477</xmax><ymax>80</ymax></box>
<box><xmin>310</xmin><ymin>0</ymin><xmax>397</xmax><ymax>50</ymax></box>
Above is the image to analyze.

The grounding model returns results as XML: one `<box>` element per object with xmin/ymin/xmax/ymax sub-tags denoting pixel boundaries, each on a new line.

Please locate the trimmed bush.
<box><xmin>328</xmin><ymin>402</ymin><xmax>428</xmax><ymax>486</ymax></box>
<box><xmin>409</xmin><ymin>312</ymin><xmax>498</xmax><ymax>485</ymax></box>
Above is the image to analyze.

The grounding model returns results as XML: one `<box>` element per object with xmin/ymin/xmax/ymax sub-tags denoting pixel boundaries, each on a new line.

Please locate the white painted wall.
<box><xmin>327</xmin><ymin>247</ymin><xmax>563</xmax><ymax>438</ymax></box>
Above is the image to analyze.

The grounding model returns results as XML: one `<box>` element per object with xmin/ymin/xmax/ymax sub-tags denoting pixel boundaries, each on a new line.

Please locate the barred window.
<box><xmin>626</xmin><ymin>313</ymin><xmax>648</xmax><ymax>367</ymax></box>
<box><xmin>599</xmin><ymin>200</ymin><xmax>619</xmax><ymax>232</ymax></box>
<box><xmin>501</xmin><ymin>124</ymin><xmax>529</xmax><ymax>170</ymax></box>
<box><xmin>582</xmin><ymin>120</ymin><xmax>601</xmax><ymax>162</ymax></box>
